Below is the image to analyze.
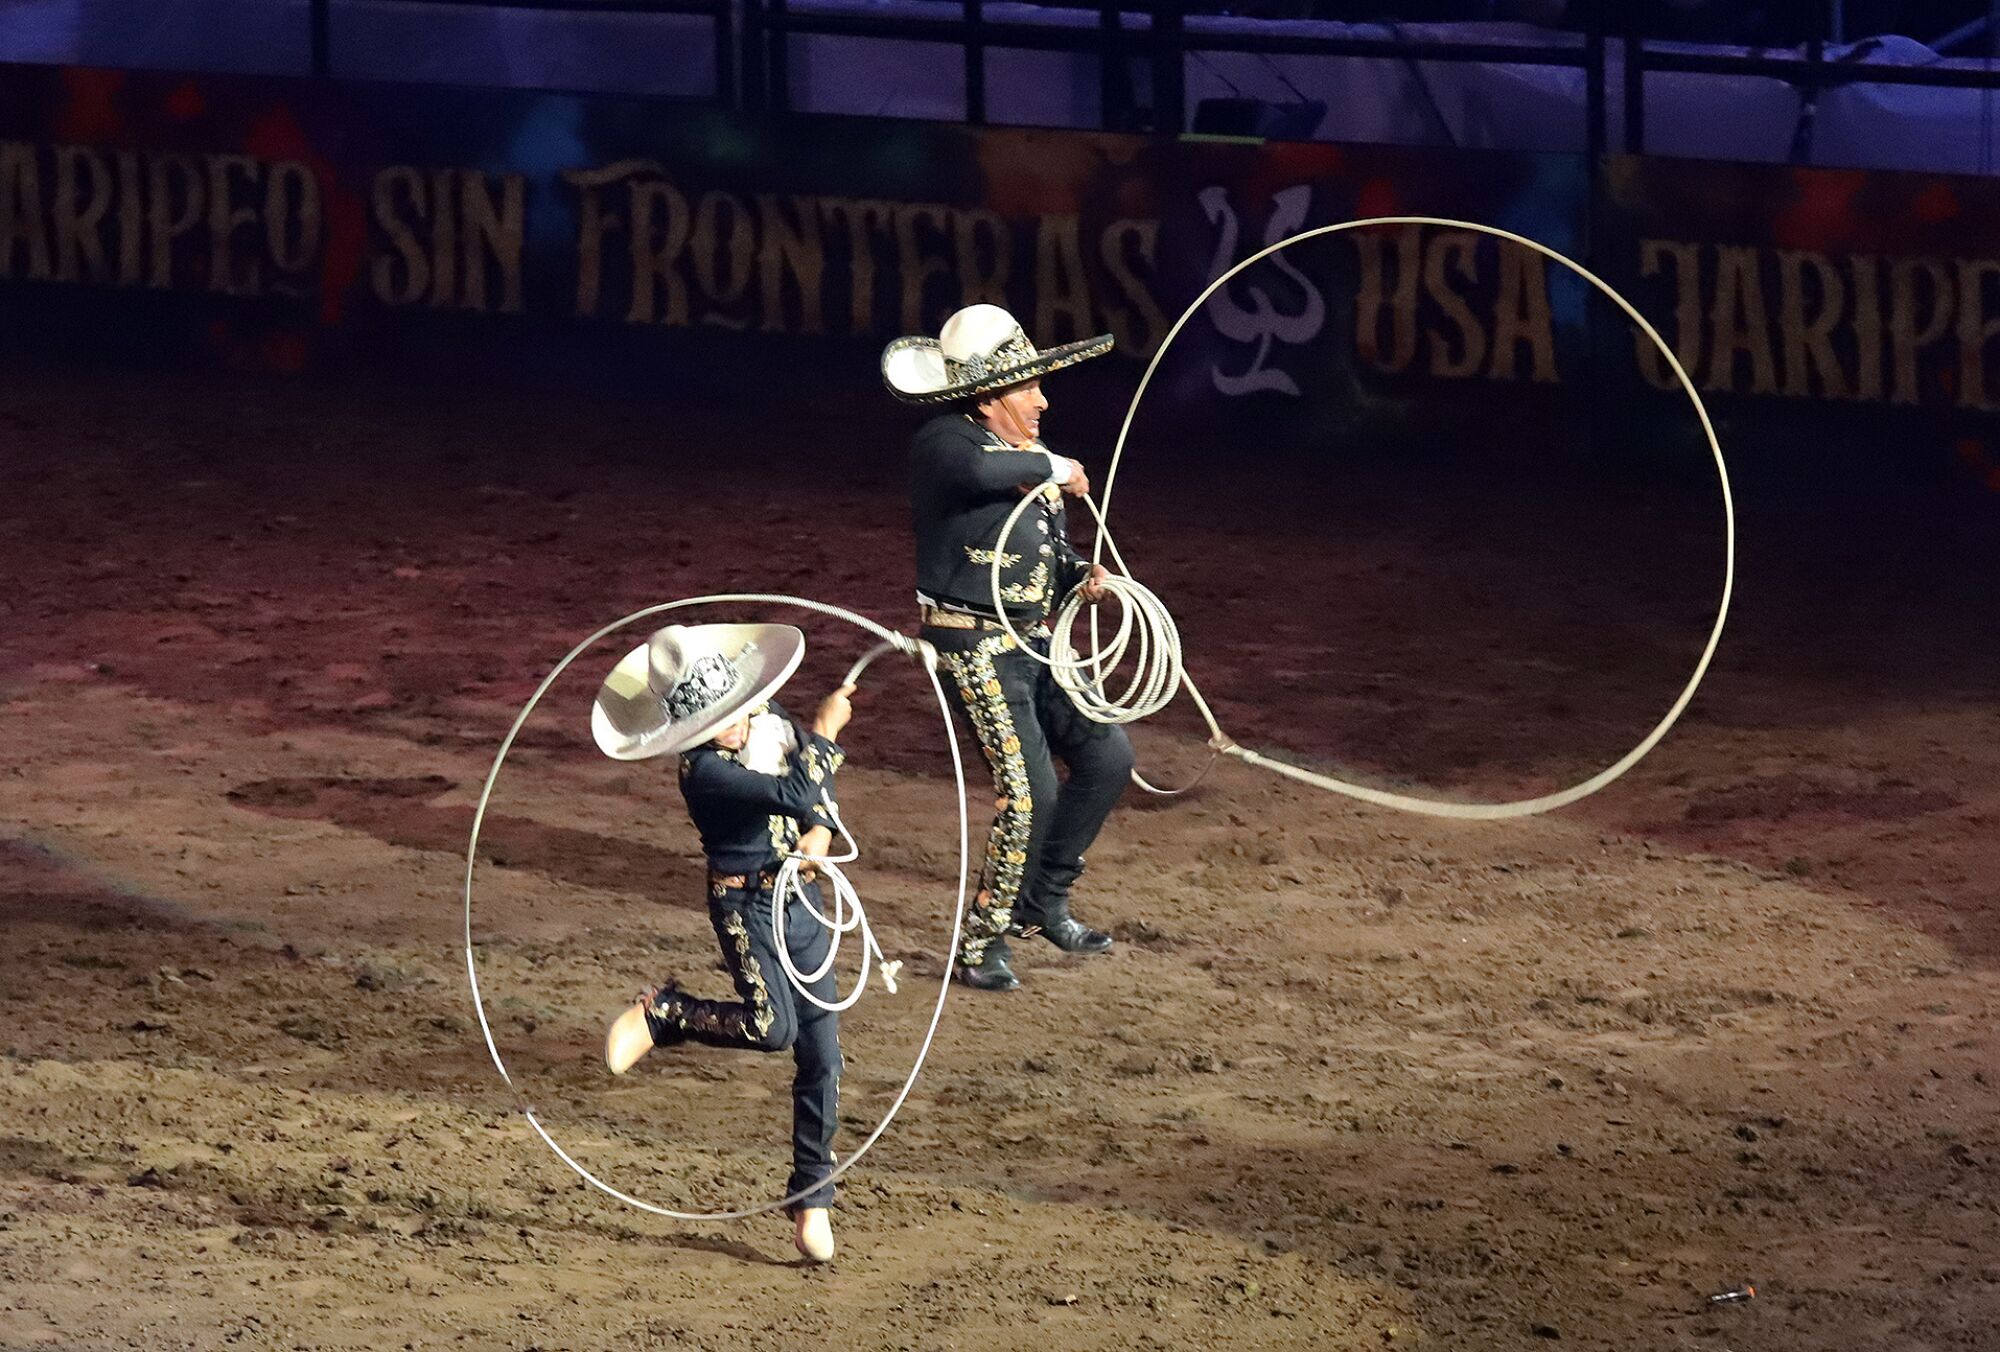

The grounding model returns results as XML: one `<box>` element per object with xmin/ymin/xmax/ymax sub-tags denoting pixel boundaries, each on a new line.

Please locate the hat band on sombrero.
<box><xmin>882</xmin><ymin>326</ymin><xmax>1115</xmax><ymax>406</ymax></box>
<box><xmin>661</xmin><ymin>647</ymin><xmax>750</xmax><ymax>723</ymax></box>
<box><xmin>944</xmin><ymin>328</ymin><xmax>1038</xmax><ymax>385</ymax></box>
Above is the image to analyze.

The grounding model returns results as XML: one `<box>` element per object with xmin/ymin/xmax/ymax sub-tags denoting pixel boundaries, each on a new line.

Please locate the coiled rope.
<box><xmin>998</xmin><ymin>216</ymin><xmax>1735</xmax><ymax>820</ymax></box>
<box><xmin>771</xmin><ymin>795</ymin><xmax>905</xmax><ymax>1013</ymax></box>
<box><xmin>464</xmin><ymin>595</ymin><xmax>968</xmax><ymax>1221</ymax></box>
<box><xmin>764</xmin><ymin>638</ymin><xmax>919</xmax><ymax>1011</ymax></box>
<box><xmin>988</xmin><ymin>486</ymin><xmax>1185</xmax><ymax>725</ymax></box>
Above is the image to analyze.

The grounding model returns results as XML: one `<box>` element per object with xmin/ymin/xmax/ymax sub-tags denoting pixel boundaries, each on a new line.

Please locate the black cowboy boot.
<box><xmin>642</xmin><ymin>981</ymin><xmax>759</xmax><ymax>1046</ymax></box>
<box><xmin>607</xmin><ymin>981</ymin><xmax>690</xmax><ymax>1075</ymax></box>
<box><xmin>640</xmin><ymin>983</ymin><xmax>693</xmax><ymax>1046</ymax></box>
<box><xmin>954</xmin><ymin>936</ymin><xmax>1020</xmax><ymax>992</ymax></box>
<box><xmin>1011</xmin><ymin>895</ymin><xmax>1113</xmax><ymax>954</ymax></box>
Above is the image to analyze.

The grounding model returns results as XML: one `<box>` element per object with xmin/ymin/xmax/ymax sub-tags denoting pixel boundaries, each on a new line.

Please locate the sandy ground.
<box><xmin>2</xmin><ymin>363</ymin><xmax>1997</xmax><ymax>1351</ymax></box>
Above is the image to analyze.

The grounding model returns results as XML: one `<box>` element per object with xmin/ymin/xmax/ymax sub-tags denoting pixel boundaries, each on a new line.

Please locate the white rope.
<box><xmin>463</xmin><ymin>595</ymin><xmax>969</xmax><ymax>1222</ymax></box>
<box><xmin>764</xmin><ymin>636</ymin><xmax>911</xmax><ymax>1011</ymax></box>
<box><xmin>987</xmin><ymin>487</ymin><xmax>1184</xmax><ymax>724</ymax></box>
<box><xmin>771</xmin><ymin>798</ymin><xmax>905</xmax><ymax>1013</ymax></box>
<box><xmin>999</xmin><ymin>216</ymin><xmax>1735</xmax><ymax>819</ymax></box>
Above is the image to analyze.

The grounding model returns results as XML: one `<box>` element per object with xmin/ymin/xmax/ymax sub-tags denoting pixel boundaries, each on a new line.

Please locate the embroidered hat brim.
<box><xmin>882</xmin><ymin>332</ymin><xmax>1115</xmax><ymax>406</ymax></box>
<box><xmin>590</xmin><ymin>622</ymin><xmax>806</xmax><ymax>761</ymax></box>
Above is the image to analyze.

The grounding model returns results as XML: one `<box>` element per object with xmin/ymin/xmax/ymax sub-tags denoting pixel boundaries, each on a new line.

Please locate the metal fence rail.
<box><xmin>1619</xmin><ymin>4</ymin><xmax>2000</xmax><ymax>156</ymax></box>
<box><xmin>749</xmin><ymin>1</ymin><xmax>1601</xmax><ymax>145</ymax></box>
<box><xmin>308</xmin><ymin>0</ymin><xmax>736</xmax><ymax>102</ymax></box>
<box><xmin>303</xmin><ymin>0</ymin><xmax>2000</xmax><ymax>168</ymax></box>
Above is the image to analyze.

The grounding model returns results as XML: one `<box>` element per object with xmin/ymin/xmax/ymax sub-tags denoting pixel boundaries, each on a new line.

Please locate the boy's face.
<box><xmin>710</xmin><ymin>714</ymin><xmax>751</xmax><ymax>751</ymax></box>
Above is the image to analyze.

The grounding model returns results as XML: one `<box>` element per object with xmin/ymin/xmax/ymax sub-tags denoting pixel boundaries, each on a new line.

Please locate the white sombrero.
<box><xmin>882</xmin><ymin>303</ymin><xmax>1114</xmax><ymax>406</ymax></box>
<box><xmin>590</xmin><ymin>622</ymin><xmax>805</xmax><ymax>761</ymax></box>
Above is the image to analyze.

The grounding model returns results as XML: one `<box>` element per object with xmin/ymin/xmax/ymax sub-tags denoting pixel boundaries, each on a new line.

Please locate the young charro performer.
<box><xmin>594</xmin><ymin>623</ymin><xmax>855</xmax><ymax>1262</ymax></box>
<box><xmin>882</xmin><ymin>304</ymin><xmax>1134</xmax><ymax>992</ymax></box>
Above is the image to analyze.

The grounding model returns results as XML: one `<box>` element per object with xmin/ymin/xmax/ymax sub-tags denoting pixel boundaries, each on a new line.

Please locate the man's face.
<box><xmin>980</xmin><ymin>379</ymin><xmax>1048</xmax><ymax>443</ymax></box>
<box><xmin>709</xmin><ymin>714</ymin><xmax>751</xmax><ymax>751</ymax></box>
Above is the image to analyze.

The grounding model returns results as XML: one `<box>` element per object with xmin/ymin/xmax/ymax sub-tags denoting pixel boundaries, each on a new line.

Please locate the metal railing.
<box><xmin>1618</xmin><ymin>5</ymin><xmax>2000</xmax><ymax>156</ymax></box>
<box><xmin>750</xmin><ymin>0</ymin><xmax>1604</xmax><ymax>154</ymax></box>
<box><xmin>307</xmin><ymin>0</ymin><xmax>737</xmax><ymax>103</ymax></box>
<box><xmin>300</xmin><ymin>0</ymin><xmax>2000</xmax><ymax>167</ymax></box>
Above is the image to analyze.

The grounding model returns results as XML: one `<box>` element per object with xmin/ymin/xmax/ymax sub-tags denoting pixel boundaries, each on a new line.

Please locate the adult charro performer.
<box><xmin>596</xmin><ymin>622</ymin><xmax>856</xmax><ymax>1262</ymax></box>
<box><xmin>883</xmin><ymin>304</ymin><xmax>1134</xmax><ymax>993</ymax></box>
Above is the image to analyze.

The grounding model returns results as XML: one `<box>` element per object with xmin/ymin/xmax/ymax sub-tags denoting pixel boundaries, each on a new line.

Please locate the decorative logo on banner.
<box><xmin>1199</xmin><ymin>185</ymin><xmax>1325</xmax><ymax>397</ymax></box>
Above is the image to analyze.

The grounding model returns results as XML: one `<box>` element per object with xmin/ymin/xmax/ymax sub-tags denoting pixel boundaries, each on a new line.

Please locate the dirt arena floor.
<box><xmin>2</xmin><ymin>360</ymin><xmax>1997</xmax><ymax>1351</ymax></box>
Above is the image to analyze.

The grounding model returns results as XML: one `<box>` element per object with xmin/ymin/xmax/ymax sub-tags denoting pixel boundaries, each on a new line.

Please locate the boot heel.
<box><xmin>953</xmin><ymin>944</ymin><xmax>1021</xmax><ymax>992</ymax></box>
<box><xmin>1021</xmin><ymin>901</ymin><xmax>1113</xmax><ymax>955</ymax></box>
<box><xmin>792</xmin><ymin>1206</ymin><xmax>835</xmax><ymax>1262</ymax></box>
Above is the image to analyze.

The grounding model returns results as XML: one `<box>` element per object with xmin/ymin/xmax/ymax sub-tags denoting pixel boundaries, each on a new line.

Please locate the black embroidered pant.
<box><xmin>925</xmin><ymin>625</ymin><xmax>1134</xmax><ymax>964</ymax></box>
<box><xmin>653</xmin><ymin>879</ymin><xmax>842</xmax><ymax>1207</ymax></box>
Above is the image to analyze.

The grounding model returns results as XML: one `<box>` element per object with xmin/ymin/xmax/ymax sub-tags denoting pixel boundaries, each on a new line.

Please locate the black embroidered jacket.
<box><xmin>677</xmin><ymin>701</ymin><xmax>846</xmax><ymax>876</ymax></box>
<box><xmin>909</xmin><ymin>412</ymin><xmax>1095</xmax><ymax>622</ymax></box>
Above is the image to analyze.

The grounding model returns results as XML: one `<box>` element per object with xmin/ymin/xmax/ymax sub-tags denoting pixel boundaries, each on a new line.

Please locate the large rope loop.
<box><xmin>989</xmin><ymin>216</ymin><xmax>1734</xmax><ymax>818</ymax></box>
<box><xmin>463</xmin><ymin>594</ymin><xmax>969</xmax><ymax>1222</ymax></box>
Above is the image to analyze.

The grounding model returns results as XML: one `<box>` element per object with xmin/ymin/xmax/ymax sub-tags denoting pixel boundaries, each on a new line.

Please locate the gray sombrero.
<box><xmin>882</xmin><ymin>303</ymin><xmax>1114</xmax><ymax>406</ymax></box>
<box><xmin>590</xmin><ymin>622</ymin><xmax>805</xmax><ymax>761</ymax></box>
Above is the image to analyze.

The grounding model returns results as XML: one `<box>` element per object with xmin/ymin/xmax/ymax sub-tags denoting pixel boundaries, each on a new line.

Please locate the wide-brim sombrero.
<box><xmin>590</xmin><ymin>622</ymin><xmax>805</xmax><ymax>761</ymax></box>
<box><xmin>882</xmin><ymin>303</ymin><xmax>1114</xmax><ymax>406</ymax></box>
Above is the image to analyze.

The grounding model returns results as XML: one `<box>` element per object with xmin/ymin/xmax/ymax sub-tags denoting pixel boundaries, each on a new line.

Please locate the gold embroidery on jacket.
<box><xmin>997</xmin><ymin>560</ymin><xmax>1050</xmax><ymax>605</ymax></box>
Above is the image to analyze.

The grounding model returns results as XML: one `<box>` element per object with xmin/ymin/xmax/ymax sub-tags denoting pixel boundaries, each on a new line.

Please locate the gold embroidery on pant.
<box><xmin>673</xmin><ymin>993</ymin><xmax>744</xmax><ymax>1042</ymax></box>
<box><xmin>652</xmin><ymin>982</ymin><xmax>748</xmax><ymax>1043</ymax></box>
<box><xmin>659</xmin><ymin>907</ymin><xmax>778</xmax><ymax>1044</ymax></box>
<box><xmin>723</xmin><ymin>908</ymin><xmax>779</xmax><ymax>1039</ymax></box>
<box><xmin>936</xmin><ymin>634</ymin><xmax>1033</xmax><ymax>963</ymax></box>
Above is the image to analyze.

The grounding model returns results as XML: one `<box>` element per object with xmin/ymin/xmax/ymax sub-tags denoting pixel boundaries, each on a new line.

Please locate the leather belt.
<box><xmin>920</xmin><ymin>604</ymin><xmax>1046</xmax><ymax>634</ymax></box>
<box><xmin>920</xmin><ymin>604</ymin><xmax>997</xmax><ymax>630</ymax></box>
<box><xmin>709</xmin><ymin>865</ymin><xmax>815</xmax><ymax>894</ymax></box>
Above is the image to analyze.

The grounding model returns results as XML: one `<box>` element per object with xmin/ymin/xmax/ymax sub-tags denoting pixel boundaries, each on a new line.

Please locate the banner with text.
<box><xmin>2</xmin><ymin>63</ymin><xmax>1996</xmax><ymax>483</ymax></box>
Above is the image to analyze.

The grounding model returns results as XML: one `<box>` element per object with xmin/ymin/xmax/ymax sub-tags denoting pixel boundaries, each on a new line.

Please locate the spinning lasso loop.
<box><xmin>463</xmin><ymin>595</ymin><xmax>969</xmax><ymax>1222</ymax></box>
<box><xmin>1010</xmin><ymin>216</ymin><xmax>1736</xmax><ymax>819</ymax></box>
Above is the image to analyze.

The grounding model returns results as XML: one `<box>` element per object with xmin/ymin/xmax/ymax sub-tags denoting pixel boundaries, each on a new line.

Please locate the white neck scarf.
<box><xmin>739</xmin><ymin>710</ymin><xmax>799</xmax><ymax>776</ymax></box>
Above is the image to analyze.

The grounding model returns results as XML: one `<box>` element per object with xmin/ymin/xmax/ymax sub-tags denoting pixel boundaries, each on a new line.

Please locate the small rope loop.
<box><xmin>987</xmin><ymin>485</ymin><xmax>1186</xmax><ymax>729</ymax></box>
<box><xmin>770</xmin><ymin>800</ymin><xmax>903</xmax><ymax>1012</ymax></box>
